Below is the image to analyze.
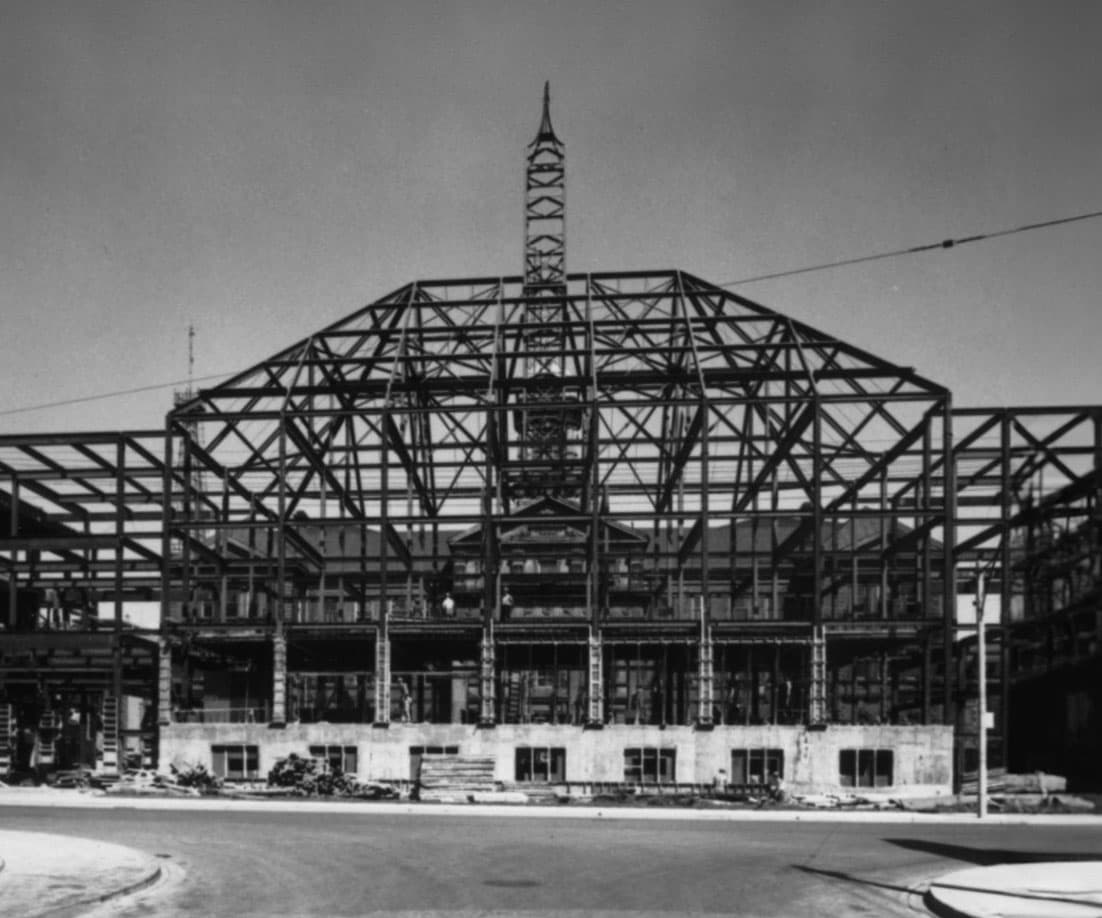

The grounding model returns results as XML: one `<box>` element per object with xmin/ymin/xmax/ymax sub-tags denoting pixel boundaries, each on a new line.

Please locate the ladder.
<box><xmin>37</xmin><ymin>710</ymin><xmax>58</xmax><ymax>768</ymax></box>
<box><xmin>100</xmin><ymin>695</ymin><xmax>119</xmax><ymax>774</ymax></box>
<box><xmin>0</xmin><ymin>704</ymin><xmax>12</xmax><ymax>773</ymax></box>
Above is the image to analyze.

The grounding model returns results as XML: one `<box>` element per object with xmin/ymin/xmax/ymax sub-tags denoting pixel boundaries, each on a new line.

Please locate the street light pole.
<box><xmin>975</xmin><ymin>568</ymin><xmax>987</xmax><ymax>819</ymax></box>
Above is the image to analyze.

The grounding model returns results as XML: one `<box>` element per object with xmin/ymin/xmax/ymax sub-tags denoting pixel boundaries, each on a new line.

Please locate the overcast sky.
<box><xmin>2</xmin><ymin>1</ymin><xmax>1101</xmax><ymax>433</ymax></box>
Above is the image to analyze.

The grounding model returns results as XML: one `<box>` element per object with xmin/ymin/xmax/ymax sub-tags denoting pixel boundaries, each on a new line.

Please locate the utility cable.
<box><xmin>718</xmin><ymin>208</ymin><xmax>1102</xmax><ymax>287</ymax></box>
<box><xmin>0</xmin><ymin>371</ymin><xmax>231</xmax><ymax>418</ymax></box>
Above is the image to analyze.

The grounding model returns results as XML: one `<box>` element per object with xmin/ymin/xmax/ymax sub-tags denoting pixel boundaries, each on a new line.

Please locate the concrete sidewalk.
<box><xmin>928</xmin><ymin>861</ymin><xmax>1102</xmax><ymax>918</ymax></box>
<box><xmin>0</xmin><ymin>829</ymin><xmax>163</xmax><ymax>918</ymax></box>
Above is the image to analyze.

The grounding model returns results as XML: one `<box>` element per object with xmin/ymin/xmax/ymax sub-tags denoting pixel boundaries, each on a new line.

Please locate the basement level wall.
<box><xmin>160</xmin><ymin>723</ymin><xmax>954</xmax><ymax>797</ymax></box>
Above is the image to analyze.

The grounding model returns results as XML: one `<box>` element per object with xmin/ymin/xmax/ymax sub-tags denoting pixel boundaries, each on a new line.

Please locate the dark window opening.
<box><xmin>308</xmin><ymin>744</ymin><xmax>358</xmax><ymax>775</ymax></box>
<box><xmin>623</xmin><ymin>747</ymin><xmax>676</xmax><ymax>784</ymax></box>
<box><xmin>839</xmin><ymin>748</ymin><xmax>893</xmax><ymax>787</ymax></box>
<box><xmin>514</xmin><ymin>746</ymin><xmax>566</xmax><ymax>782</ymax></box>
<box><xmin>211</xmin><ymin>744</ymin><xmax>259</xmax><ymax>780</ymax></box>
<box><xmin>730</xmin><ymin>747</ymin><xmax>784</xmax><ymax>785</ymax></box>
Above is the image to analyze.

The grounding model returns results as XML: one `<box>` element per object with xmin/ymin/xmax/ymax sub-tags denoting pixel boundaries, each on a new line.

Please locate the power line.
<box><xmin>0</xmin><ymin>372</ymin><xmax>231</xmax><ymax>418</ymax></box>
<box><xmin>4</xmin><ymin>207</ymin><xmax>1101</xmax><ymax>419</ymax></box>
<box><xmin>718</xmin><ymin>208</ymin><xmax>1102</xmax><ymax>287</ymax></box>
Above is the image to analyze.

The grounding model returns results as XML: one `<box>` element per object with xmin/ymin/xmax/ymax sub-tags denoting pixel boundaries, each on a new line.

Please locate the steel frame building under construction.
<box><xmin>2</xmin><ymin>88</ymin><xmax>1099</xmax><ymax>794</ymax></box>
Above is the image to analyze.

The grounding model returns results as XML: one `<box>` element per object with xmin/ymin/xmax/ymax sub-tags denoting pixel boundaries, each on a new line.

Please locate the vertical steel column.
<box><xmin>922</xmin><ymin>634</ymin><xmax>932</xmax><ymax>724</ymax></box>
<box><xmin>999</xmin><ymin>413</ymin><xmax>1013</xmax><ymax>767</ymax></box>
<box><xmin>941</xmin><ymin>404</ymin><xmax>956</xmax><ymax>725</ymax></box>
<box><xmin>922</xmin><ymin>416</ymin><xmax>933</xmax><ymax>617</ymax></box>
<box><xmin>374</xmin><ymin>614</ymin><xmax>391</xmax><ymax>726</ymax></box>
<box><xmin>809</xmin><ymin>398</ymin><xmax>826</xmax><ymax>720</ymax></box>
<box><xmin>587</xmin><ymin>625</ymin><xmax>603</xmax><ymax>725</ymax></box>
<box><xmin>112</xmin><ymin>437</ymin><xmax>125</xmax><ymax>742</ymax></box>
<box><xmin>272</xmin><ymin>418</ymin><xmax>288</xmax><ymax>726</ymax></box>
<box><xmin>271</xmin><ymin>632</ymin><xmax>287</xmax><ymax>725</ymax></box>
<box><xmin>941</xmin><ymin>403</ymin><xmax>959</xmax><ymax>791</ymax></box>
<box><xmin>180</xmin><ymin>425</ymin><xmax>193</xmax><ymax>621</ymax></box>
<box><xmin>479</xmin><ymin>623</ymin><xmax>496</xmax><ymax>726</ymax></box>
<box><xmin>159</xmin><ymin>422</ymin><xmax>175</xmax><ymax>725</ymax></box>
<box><xmin>157</xmin><ymin>636</ymin><xmax>173</xmax><ymax>729</ymax></box>
<box><xmin>697</xmin><ymin>392</ymin><xmax>713</xmax><ymax>726</ymax></box>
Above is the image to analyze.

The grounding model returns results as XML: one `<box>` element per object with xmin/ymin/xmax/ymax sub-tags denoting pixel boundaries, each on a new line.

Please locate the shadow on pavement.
<box><xmin>884</xmin><ymin>837</ymin><xmax>1102</xmax><ymax>866</ymax></box>
<box><xmin>791</xmin><ymin>864</ymin><xmax>914</xmax><ymax>895</ymax></box>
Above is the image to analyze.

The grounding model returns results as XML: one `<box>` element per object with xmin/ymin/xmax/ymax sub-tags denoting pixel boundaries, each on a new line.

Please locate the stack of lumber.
<box><xmin>960</xmin><ymin>769</ymin><xmax>1066</xmax><ymax>796</ymax></box>
<box><xmin>417</xmin><ymin>754</ymin><xmax>497</xmax><ymax>802</ymax></box>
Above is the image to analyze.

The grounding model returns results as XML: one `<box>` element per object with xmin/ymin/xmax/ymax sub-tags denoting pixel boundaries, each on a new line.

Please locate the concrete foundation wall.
<box><xmin>160</xmin><ymin>722</ymin><xmax>954</xmax><ymax>796</ymax></box>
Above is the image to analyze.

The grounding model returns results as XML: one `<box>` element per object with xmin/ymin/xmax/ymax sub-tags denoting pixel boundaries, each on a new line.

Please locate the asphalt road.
<box><xmin>5</xmin><ymin>806</ymin><xmax>1102</xmax><ymax>917</ymax></box>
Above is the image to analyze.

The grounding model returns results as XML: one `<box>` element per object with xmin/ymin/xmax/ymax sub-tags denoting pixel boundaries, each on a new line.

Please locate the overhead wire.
<box><xmin>3</xmin><ymin>207</ymin><xmax>1101</xmax><ymax>419</ymax></box>
<box><xmin>717</xmin><ymin>208</ymin><xmax>1102</xmax><ymax>287</ymax></box>
<box><xmin>0</xmin><ymin>371</ymin><xmax>232</xmax><ymax>418</ymax></box>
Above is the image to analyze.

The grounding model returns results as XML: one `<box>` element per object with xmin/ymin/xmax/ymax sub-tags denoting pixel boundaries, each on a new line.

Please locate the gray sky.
<box><xmin>2</xmin><ymin>1</ymin><xmax>1100</xmax><ymax>432</ymax></box>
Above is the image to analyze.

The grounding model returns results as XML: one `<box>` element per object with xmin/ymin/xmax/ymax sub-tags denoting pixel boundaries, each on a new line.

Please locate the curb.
<box><xmin>38</xmin><ymin>863</ymin><xmax>165</xmax><ymax>918</ymax></box>
<box><xmin>924</xmin><ymin>886</ymin><xmax>972</xmax><ymax>918</ymax></box>
<box><xmin>924</xmin><ymin>862</ymin><xmax>1102</xmax><ymax>918</ymax></box>
<box><xmin>3</xmin><ymin>790</ymin><xmax>1102</xmax><ymax>824</ymax></box>
<box><xmin>74</xmin><ymin>863</ymin><xmax>163</xmax><ymax>912</ymax></box>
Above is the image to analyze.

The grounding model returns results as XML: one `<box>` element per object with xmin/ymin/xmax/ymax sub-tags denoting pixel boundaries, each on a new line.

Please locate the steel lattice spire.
<box><xmin>524</xmin><ymin>81</ymin><xmax>566</xmax><ymax>292</ymax></box>
<box><xmin>517</xmin><ymin>83</ymin><xmax>580</xmax><ymax>498</ymax></box>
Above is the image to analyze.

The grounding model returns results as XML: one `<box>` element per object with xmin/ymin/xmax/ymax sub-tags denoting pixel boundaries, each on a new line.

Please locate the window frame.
<box><xmin>308</xmin><ymin>743</ymin><xmax>358</xmax><ymax>775</ymax></box>
<box><xmin>211</xmin><ymin>743</ymin><xmax>260</xmax><ymax>781</ymax></box>
<box><xmin>623</xmin><ymin>746</ymin><xmax>677</xmax><ymax>785</ymax></box>
<box><xmin>514</xmin><ymin>746</ymin><xmax>566</xmax><ymax>783</ymax></box>
<box><xmin>838</xmin><ymin>747</ymin><xmax>894</xmax><ymax>788</ymax></box>
<box><xmin>730</xmin><ymin>747</ymin><xmax>785</xmax><ymax>785</ymax></box>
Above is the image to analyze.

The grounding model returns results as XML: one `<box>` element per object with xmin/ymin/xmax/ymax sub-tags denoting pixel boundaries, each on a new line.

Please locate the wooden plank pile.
<box><xmin>417</xmin><ymin>754</ymin><xmax>497</xmax><ymax>802</ymax></box>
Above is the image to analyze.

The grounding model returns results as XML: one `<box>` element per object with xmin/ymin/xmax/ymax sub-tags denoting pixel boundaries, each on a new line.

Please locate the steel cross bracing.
<box><xmin>161</xmin><ymin>270</ymin><xmax>961</xmax><ymax>637</ymax></box>
<box><xmin>0</xmin><ymin>431</ymin><xmax>175</xmax><ymax>600</ymax></box>
<box><xmin>943</xmin><ymin>406</ymin><xmax>1102</xmax><ymax>768</ymax></box>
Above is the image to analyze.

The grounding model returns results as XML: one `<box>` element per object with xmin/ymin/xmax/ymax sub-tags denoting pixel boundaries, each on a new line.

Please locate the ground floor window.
<box><xmin>623</xmin><ymin>747</ymin><xmax>676</xmax><ymax>784</ymax></box>
<box><xmin>211</xmin><ymin>744</ymin><xmax>259</xmax><ymax>780</ymax></box>
<box><xmin>515</xmin><ymin>746</ymin><xmax>566</xmax><ymax>782</ymax></box>
<box><xmin>839</xmin><ymin>748</ymin><xmax>893</xmax><ymax>787</ymax></box>
<box><xmin>730</xmin><ymin>748</ymin><xmax>784</xmax><ymax>785</ymax></box>
<box><xmin>309</xmin><ymin>744</ymin><xmax>358</xmax><ymax>775</ymax></box>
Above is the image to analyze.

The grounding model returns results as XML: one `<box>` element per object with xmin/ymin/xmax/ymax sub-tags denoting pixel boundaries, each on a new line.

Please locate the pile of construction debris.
<box><xmin>954</xmin><ymin>769</ymin><xmax>1096</xmax><ymax>814</ymax></box>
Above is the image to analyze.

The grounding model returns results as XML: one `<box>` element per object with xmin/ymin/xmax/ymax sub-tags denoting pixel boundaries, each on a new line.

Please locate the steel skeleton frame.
<box><xmin>0</xmin><ymin>296</ymin><xmax>1097</xmax><ymax>762</ymax></box>
<box><xmin>946</xmin><ymin>405</ymin><xmax>1102</xmax><ymax>773</ymax></box>
<box><xmin>161</xmin><ymin>269</ymin><xmax>962</xmax><ymax>728</ymax></box>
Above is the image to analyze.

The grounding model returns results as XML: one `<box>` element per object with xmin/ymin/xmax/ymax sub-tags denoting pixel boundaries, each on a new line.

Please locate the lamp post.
<box><xmin>975</xmin><ymin>568</ymin><xmax>988</xmax><ymax>819</ymax></box>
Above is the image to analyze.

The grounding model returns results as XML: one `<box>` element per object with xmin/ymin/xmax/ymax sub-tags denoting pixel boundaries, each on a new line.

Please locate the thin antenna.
<box><xmin>174</xmin><ymin>324</ymin><xmax>197</xmax><ymax>407</ymax></box>
<box><xmin>187</xmin><ymin>324</ymin><xmax>195</xmax><ymax>398</ymax></box>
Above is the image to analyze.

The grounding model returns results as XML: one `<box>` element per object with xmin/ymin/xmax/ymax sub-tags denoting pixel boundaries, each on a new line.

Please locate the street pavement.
<box><xmin>2</xmin><ymin>787</ymin><xmax>1101</xmax><ymax>917</ymax></box>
